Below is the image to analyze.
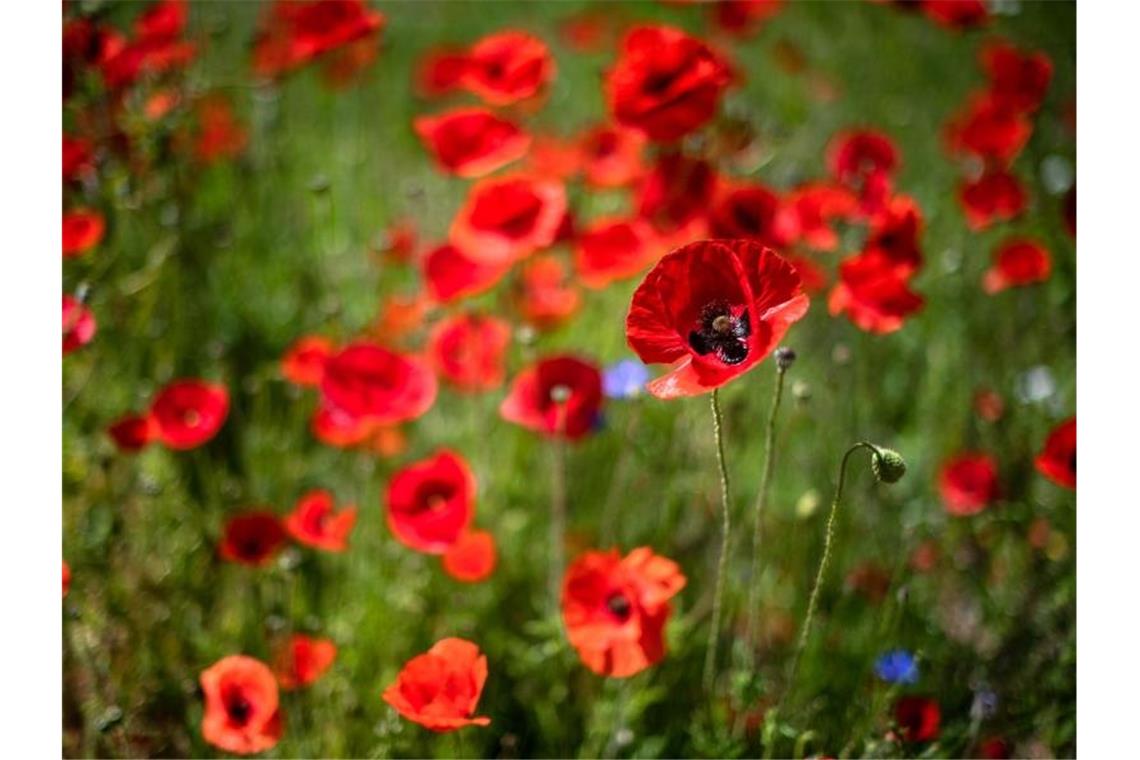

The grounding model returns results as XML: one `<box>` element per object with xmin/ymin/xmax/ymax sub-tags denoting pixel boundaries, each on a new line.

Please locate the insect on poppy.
<box><xmin>626</xmin><ymin>239</ymin><xmax>809</xmax><ymax>398</ymax></box>
<box><xmin>561</xmin><ymin>547</ymin><xmax>686</xmax><ymax>677</ymax></box>
<box><xmin>382</xmin><ymin>638</ymin><xmax>491</xmax><ymax>731</ymax></box>
<box><xmin>500</xmin><ymin>355</ymin><xmax>603</xmax><ymax>439</ymax></box>
<box><xmin>200</xmin><ymin>655</ymin><xmax>283</xmax><ymax>754</ymax></box>
<box><xmin>386</xmin><ymin>449</ymin><xmax>476</xmax><ymax>554</ymax></box>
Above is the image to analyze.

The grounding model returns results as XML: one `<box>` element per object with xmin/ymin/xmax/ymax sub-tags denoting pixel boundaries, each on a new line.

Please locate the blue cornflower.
<box><xmin>874</xmin><ymin>649</ymin><xmax>919</xmax><ymax>685</ymax></box>
<box><xmin>603</xmin><ymin>359</ymin><xmax>650</xmax><ymax>400</ymax></box>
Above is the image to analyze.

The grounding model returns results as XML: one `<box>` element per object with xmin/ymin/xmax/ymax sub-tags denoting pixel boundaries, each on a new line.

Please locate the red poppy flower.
<box><xmin>980</xmin><ymin>40</ymin><xmax>1053</xmax><ymax>114</ymax></box>
<box><xmin>524</xmin><ymin>135</ymin><xmax>584</xmax><ymax>181</ymax></box>
<box><xmin>983</xmin><ymin>238</ymin><xmax>1052</xmax><ymax>293</ymax></box>
<box><xmin>575</xmin><ymin>217</ymin><xmax>659</xmax><ymax>290</ymax></box>
<box><xmin>938</xmin><ymin>453</ymin><xmax>999</xmax><ymax>516</ymax></box>
<box><xmin>864</xmin><ymin>195</ymin><xmax>924</xmax><ymax>276</ymax></box>
<box><xmin>450</xmin><ymin>175</ymin><xmax>567</xmax><ymax>266</ymax></box>
<box><xmin>414</xmin><ymin>108</ymin><xmax>531</xmax><ymax>178</ymax></box>
<box><xmin>311</xmin><ymin>404</ymin><xmax>376</xmax><ymax>448</ymax></box>
<box><xmin>281</xmin><ymin>335</ymin><xmax>335</xmax><ymax>386</ymax></box>
<box><xmin>710</xmin><ymin>0</ymin><xmax>784</xmax><ymax>36</ymax></box>
<box><xmin>978</xmin><ymin>737</ymin><xmax>1012</xmax><ymax>759</ymax></box>
<box><xmin>579</xmin><ymin>125</ymin><xmax>646</xmax><ymax>188</ymax></box>
<box><xmin>959</xmin><ymin>168</ymin><xmax>1027</xmax><ymax>231</ymax></box>
<box><xmin>708</xmin><ymin>184</ymin><xmax>798</xmax><ymax>248</ymax></box>
<box><xmin>284</xmin><ymin>490</ymin><xmax>357</xmax><ymax>552</ymax></box>
<box><xmin>827</xmin><ymin>253</ymin><xmax>924</xmax><ymax>334</ymax></box>
<box><xmin>894</xmin><ymin>695</ymin><xmax>941</xmax><ymax>742</ymax></box>
<box><xmin>626</xmin><ymin>240</ymin><xmax>808</xmax><ymax>399</ymax></box>
<box><xmin>99</xmin><ymin>29</ymin><xmax>196</xmax><ymax>90</ymax></box>
<box><xmin>135</xmin><ymin>0</ymin><xmax>187</xmax><ymax>42</ymax></box>
<box><xmin>63</xmin><ymin>295</ymin><xmax>96</xmax><ymax>355</ymax></box>
<box><xmin>200</xmin><ymin>655</ymin><xmax>283</xmax><ymax>754</ymax></box>
<box><xmin>63</xmin><ymin>561</ymin><xmax>71</xmax><ymax>598</ymax></box>
<box><xmin>144</xmin><ymin>88</ymin><xmax>181</xmax><ymax>121</ymax></box>
<box><xmin>427</xmin><ymin>314</ymin><xmax>511</xmax><ymax>392</ymax></box>
<box><xmin>606</xmin><ymin>25</ymin><xmax>731</xmax><ymax>143</ymax></box>
<box><xmin>219</xmin><ymin>512</ymin><xmax>288</xmax><ymax>566</ymax></box>
<box><xmin>921</xmin><ymin>0</ymin><xmax>988</xmax><ymax>29</ymax></box>
<box><xmin>63</xmin><ymin>209</ymin><xmax>105</xmax><ymax>258</ymax></box>
<box><xmin>374</xmin><ymin>293</ymin><xmax>431</xmax><ymax>343</ymax></box>
<box><xmin>442</xmin><ymin>530</ymin><xmax>498</xmax><ymax>583</ymax></box>
<box><xmin>460</xmin><ymin>30</ymin><xmax>553</xmax><ymax>106</ymax></box>
<box><xmin>386</xmin><ymin>450</ymin><xmax>475</xmax><ymax>554</ymax></box>
<box><xmin>107</xmin><ymin>413</ymin><xmax>158</xmax><ymax>452</ymax></box>
<box><xmin>636</xmin><ymin>152</ymin><xmax>717</xmax><ymax>238</ymax></box>
<box><xmin>253</xmin><ymin>0</ymin><xmax>384</xmax><ymax>77</ymax></box>
<box><xmin>382</xmin><ymin>638</ymin><xmax>491</xmax><ymax>732</ymax></box>
<box><xmin>63</xmin><ymin>135</ymin><xmax>94</xmax><ymax>182</ymax></box>
<box><xmin>378</xmin><ymin>218</ymin><xmax>418</xmax><ymax>264</ymax></box>
<box><xmin>945</xmin><ymin>92</ymin><xmax>1031</xmax><ymax>166</ymax></box>
<box><xmin>320</xmin><ymin>342</ymin><xmax>437</xmax><ymax>425</ymax></box>
<box><xmin>148</xmin><ymin>379</ymin><xmax>229</xmax><ymax>449</ymax></box>
<box><xmin>827</xmin><ymin>129</ymin><xmax>899</xmax><ymax>209</ymax></box>
<box><xmin>1035</xmin><ymin>417</ymin><xmax>1075</xmax><ymax>490</ymax></box>
<box><xmin>422</xmin><ymin>243</ymin><xmax>511</xmax><ymax>304</ymax></box>
<box><xmin>320</xmin><ymin>35</ymin><xmax>380</xmax><ymax>88</ymax></box>
<box><xmin>562</xmin><ymin>547</ymin><xmax>686</xmax><ymax>678</ymax></box>
<box><xmin>414</xmin><ymin>46</ymin><xmax>469</xmax><ymax>98</ymax></box>
<box><xmin>274</xmin><ymin>634</ymin><xmax>337</xmax><ymax>690</ymax></box>
<box><xmin>786</xmin><ymin>254</ymin><xmax>827</xmax><ymax>295</ymax></box>
<box><xmin>784</xmin><ymin>182</ymin><xmax>857</xmax><ymax>252</ymax></box>
<box><xmin>193</xmin><ymin>95</ymin><xmax>248</xmax><ymax>164</ymax></box>
<box><xmin>516</xmin><ymin>255</ymin><xmax>582</xmax><ymax>329</ymax></box>
<box><xmin>500</xmin><ymin>355</ymin><xmax>603</xmax><ymax>439</ymax></box>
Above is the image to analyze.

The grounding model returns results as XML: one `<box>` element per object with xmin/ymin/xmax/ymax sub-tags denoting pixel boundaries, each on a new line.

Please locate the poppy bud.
<box><xmin>870</xmin><ymin>446</ymin><xmax>907</xmax><ymax>483</ymax></box>
<box><xmin>774</xmin><ymin>346</ymin><xmax>796</xmax><ymax>371</ymax></box>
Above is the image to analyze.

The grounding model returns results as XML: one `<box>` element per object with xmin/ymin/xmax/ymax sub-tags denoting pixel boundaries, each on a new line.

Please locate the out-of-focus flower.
<box><xmin>63</xmin><ymin>561</ymin><xmax>71</xmax><ymax>598</ymax></box>
<box><xmin>921</xmin><ymin>0</ymin><xmax>988</xmax><ymax>30</ymax></box>
<box><xmin>559</xmin><ymin>10</ymin><xmax>612</xmax><ymax>52</ymax></box>
<box><xmin>828</xmin><ymin>253</ymin><xmax>924</xmax><ymax>334</ymax></box>
<box><xmin>378</xmin><ymin>218</ymin><xmax>418</xmax><ymax>264</ymax></box>
<box><xmin>192</xmin><ymin>95</ymin><xmax>248</xmax><ymax>164</ymax></box>
<box><xmin>427</xmin><ymin>313</ymin><xmax>511</xmax><ymax>392</ymax></box>
<box><xmin>281</xmin><ymin>336</ymin><xmax>335</xmax><ymax>387</ymax></box>
<box><xmin>786</xmin><ymin>254</ymin><xmax>827</xmax><ymax>295</ymax></box>
<box><xmin>63</xmin><ymin>295</ymin><xmax>96</xmax><ymax>355</ymax></box>
<box><xmin>574</xmin><ymin>217</ymin><xmax>658</xmax><ymax>290</ymax></box>
<box><xmin>200</xmin><ymin>655</ymin><xmax>282</xmax><ymax>754</ymax></box>
<box><xmin>910</xmin><ymin>540</ymin><xmax>939</xmax><ymax>573</ymax></box>
<box><xmin>219</xmin><ymin>512</ymin><xmax>288</xmax><ymax>566</ymax></box>
<box><xmin>893</xmin><ymin>695</ymin><xmax>941</xmax><ymax>742</ymax></box>
<box><xmin>284</xmin><ymin>490</ymin><xmax>357</xmax><ymax>552</ymax></box>
<box><xmin>959</xmin><ymin>169</ymin><xmax>1027</xmax><ymax>231</ymax></box>
<box><xmin>980</xmin><ymin>40</ymin><xmax>1052</xmax><ymax>114</ymax></box>
<box><xmin>845</xmin><ymin>561</ymin><xmax>891</xmax><ymax>603</ymax></box>
<box><xmin>982</xmin><ymin>238</ymin><xmax>1052</xmax><ymax>293</ymax></box>
<box><xmin>874</xmin><ymin>649</ymin><xmax>919</xmax><ymax>684</ymax></box>
<box><xmin>978</xmin><ymin>737</ymin><xmax>1012</xmax><ymax>759</ymax></box>
<box><xmin>973</xmin><ymin>388</ymin><xmax>1005</xmax><ymax>422</ymax></box>
<box><xmin>516</xmin><ymin>255</ymin><xmax>582</xmax><ymax>329</ymax></box>
<box><xmin>579</xmin><ymin>125</ymin><xmax>645</xmax><ymax>188</ymax></box>
<box><xmin>938</xmin><ymin>452</ymin><xmax>999</xmax><ymax>516</ymax></box>
<box><xmin>603</xmin><ymin>359</ymin><xmax>650</xmax><ymax>400</ymax></box>
<box><xmin>149</xmin><ymin>379</ymin><xmax>230</xmax><ymax>450</ymax></box>
<box><xmin>636</xmin><ymin>152</ymin><xmax>717</xmax><ymax>239</ymax></box>
<box><xmin>63</xmin><ymin>209</ymin><xmax>105</xmax><ymax>258</ymax></box>
<box><xmin>562</xmin><ymin>547</ymin><xmax>686</xmax><ymax>677</ymax></box>
<box><xmin>442</xmin><ymin>530</ymin><xmax>498</xmax><ymax>583</ymax></box>
<box><xmin>1035</xmin><ymin>417</ymin><xmax>1076</xmax><ymax>490</ymax></box>
<box><xmin>460</xmin><ymin>30</ymin><xmax>553</xmax><ymax>106</ymax></box>
<box><xmin>386</xmin><ymin>450</ymin><xmax>475</xmax><ymax>554</ymax></box>
<box><xmin>606</xmin><ymin>25</ymin><xmax>731</xmax><ymax>143</ymax></box>
<box><xmin>382</xmin><ymin>638</ymin><xmax>491</xmax><ymax>731</ymax></box>
<box><xmin>784</xmin><ymin>182</ymin><xmax>857</xmax><ymax>252</ymax></box>
<box><xmin>708</xmin><ymin>184</ymin><xmax>798</xmax><ymax>248</ymax></box>
<box><xmin>500</xmin><ymin>355</ymin><xmax>603</xmax><ymax>440</ymax></box>
<box><xmin>63</xmin><ymin>135</ymin><xmax>95</xmax><ymax>182</ymax></box>
<box><xmin>274</xmin><ymin>634</ymin><xmax>337</xmax><ymax>690</ymax></box>
<box><xmin>253</xmin><ymin>0</ymin><xmax>385</xmax><ymax>78</ymax></box>
<box><xmin>863</xmin><ymin>195</ymin><xmax>924</xmax><ymax>276</ymax></box>
<box><xmin>107</xmin><ymin>413</ymin><xmax>158</xmax><ymax>452</ymax></box>
<box><xmin>414</xmin><ymin>46</ymin><xmax>468</xmax><ymax>98</ymax></box>
<box><xmin>827</xmin><ymin>129</ymin><xmax>899</xmax><ymax>211</ymax></box>
<box><xmin>422</xmin><ymin>243</ymin><xmax>511</xmax><ymax>305</ymax></box>
<box><xmin>945</xmin><ymin>93</ymin><xmax>1031</xmax><ymax>166</ymax></box>
<box><xmin>414</xmin><ymin>107</ymin><xmax>531</xmax><ymax>178</ymax></box>
<box><xmin>450</xmin><ymin>175</ymin><xmax>567</xmax><ymax>266</ymax></box>
<box><xmin>320</xmin><ymin>342</ymin><xmax>437</xmax><ymax>425</ymax></box>
<box><xmin>709</xmin><ymin>0</ymin><xmax>784</xmax><ymax>37</ymax></box>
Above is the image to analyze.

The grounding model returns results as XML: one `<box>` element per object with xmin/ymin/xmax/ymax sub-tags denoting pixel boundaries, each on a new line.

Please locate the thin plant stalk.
<box><xmin>548</xmin><ymin>400</ymin><xmax>569</xmax><ymax>614</ymax></box>
<box><xmin>703</xmin><ymin>388</ymin><xmax>733</xmax><ymax>694</ymax></box>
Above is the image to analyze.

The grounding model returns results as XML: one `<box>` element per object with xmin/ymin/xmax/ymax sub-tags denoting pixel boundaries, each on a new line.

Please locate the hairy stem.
<box><xmin>703</xmin><ymin>388</ymin><xmax>733</xmax><ymax>694</ymax></box>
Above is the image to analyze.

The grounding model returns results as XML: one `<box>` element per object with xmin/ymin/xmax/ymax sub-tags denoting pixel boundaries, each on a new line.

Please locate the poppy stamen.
<box><xmin>689</xmin><ymin>301</ymin><xmax>751</xmax><ymax>365</ymax></box>
<box><xmin>606</xmin><ymin>591</ymin><xmax>632</xmax><ymax>621</ymax></box>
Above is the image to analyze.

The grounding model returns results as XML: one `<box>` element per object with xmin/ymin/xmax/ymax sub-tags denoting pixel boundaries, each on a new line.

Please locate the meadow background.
<box><xmin>62</xmin><ymin>1</ymin><xmax>1076</xmax><ymax>757</ymax></box>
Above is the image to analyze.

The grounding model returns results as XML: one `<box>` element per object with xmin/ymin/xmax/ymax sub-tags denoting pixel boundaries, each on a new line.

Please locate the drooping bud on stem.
<box><xmin>869</xmin><ymin>445</ymin><xmax>907</xmax><ymax>484</ymax></box>
<box><xmin>774</xmin><ymin>346</ymin><xmax>796</xmax><ymax>371</ymax></box>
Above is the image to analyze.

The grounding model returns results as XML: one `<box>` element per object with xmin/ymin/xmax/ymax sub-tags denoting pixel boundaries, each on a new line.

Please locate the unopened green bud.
<box><xmin>870</xmin><ymin>446</ymin><xmax>907</xmax><ymax>484</ymax></box>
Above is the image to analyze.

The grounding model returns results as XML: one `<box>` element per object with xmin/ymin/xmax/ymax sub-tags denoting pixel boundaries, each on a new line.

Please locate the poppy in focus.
<box><xmin>284</xmin><ymin>490</ymin><xmax>358</xmax><ymax>552</ymax></box>
<box><xmin>149</xmin><ymin>379</ymin><xmax>230</xmax><ymax>450</ymax></box>
<box><xmin>442</xmin><ymin>529</ymin><xmax>498</xmax><ymax>583</ymax></box>
<box><xmin>382</xmin><ymin>638</ymin><xmax>491</xmax><ymax>732</ymax></box>
<box><xmin>626</xmin><ymin>239</ymin><xmax>809</xmax><ymax>398</ymax></box>
<box><xmin>219</xmin><ymin>512</ymin><xmax>288</xmax><ymax>566</ymax></box>
<box><xmin>561</xmin><ymin>547</ymin><xmax>686</xmax><ymax>678</ymax></box>
<box><xmin>427</xmin><ymin>314</ymin><xmax>512</xmax><ymax>392</ymax></box>
<box><xmin>1035</xmin><ymin>417</ymin><xmax>1076</xmax><ymax>490</ymax></box>
<box><xmin>938</xmin><ymin>453</ymin><xmax>999</xmax><ymax>516</ymax></box>
<box><xmin>500</xmin><ymin>355</ymin><xmax>603</xmax><ymax>439</ymax></box>
<box><xmin>200</xmin><ymin>655</ymin><xmax>283</xmax><ymax>754</ymax></box>
<box><xmin>386</xmin><ymin>449</ymin><xmax>476</xmax><ymax>554</ymax></box>
<box><xmin>274</xmin><ymin>634</ymin><xmax>337</xmax><ymax>690</ymax></box>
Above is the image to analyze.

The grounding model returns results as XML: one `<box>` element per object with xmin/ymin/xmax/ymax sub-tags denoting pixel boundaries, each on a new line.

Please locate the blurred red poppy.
<box><xmin>423</xmin><ymin>243</ymin><xmax>511</xmax><ymax>304</ymax></box>
<box><xmin>708</xmin><ymin>184</ymin><xmax>798</xmax><ymax>248</ymax></box>
<box><xmin>382</xmin><ymin>638</ymin><xmax>491</xmax><ymax>732</ymax></box>
<box><xmin>63</xmin><ymin>561</ymin><xmax>71</xmax><ymax>598</ymax></box>
<box><xmin>414</xmin><ymin>108</ymin><xmax>531</xmax><ymax>178</ymax></box>
<box><xmin>427</xmin><ymin>314</ymin><xmax>511</xmax><ymax>392</ymax></box>
<box><xmin>274</xmin><ymin>634</ymin><xmax>337</xmax><ymax>690</ymax></box>
<box><xmin>784</xmin><ymin>182</ymin><xmax>857</xmax><ymax>252</ymax></box>
<box><xmin>500</xmin><ymin>355</ymin><xmax>603</xmax><ymax>439</ymax></box>
<box><xmin>414</xmin><ymin>46</ymin><xmax>469</xmax><ymax>98</ymax></box>
<box><xmin>894</xmin><ymin>695</ymin><xmax>941</xmax><ymax>742</ymax></box>
<box><xmin>524</xmin><ymin>135</ymin><xmax>584</xmax><ymax>181</ymax></box>
<box><xmin>374</xmin><ymin>293</ymin><xmax>431</xmax><ymax>343</ymax></box>
<box><xmin>1035</xmin><ymin>417</ymin><xmax>1076</xmax><ymax>490</ymax></box>
<box><xmin>107</xmin><ymin>413</ymin><xmax>158</xmax><ymax>452</ymax></box>
<box><xmin>921</xmin><ymin>0</ymin><xmax>988</xmax><ymax>30</ymax></box>
<box><xmin>636</xmin><ymin>152</ymin><xmax>717</xmax><ymax>238</ymax></box>
<box><xmin>450</xmin><ymin>175</ymin><xmax>567</xmax><ymax>266</ymax></box>
<box><xmin>311</xmin><ymin>404</ymin><xmax>376</xmax><ymax>448</ymax></box>
<box><xmin>973</xmin><ymin>388</ymin><xmax>1005</xmax><ymax>422</ymax></box>
<box><xmin>959</xmin><ymin>169</ymin><xmax>1026</xmax><ymax>231</ymax></box>
<box><xmin>219</xmin><ymin>512</ymin><xmax>288</xmax><ymax>566</ymax></box>
<box><xmin>981</xmin><ymin>40</ymin><xmax>1052</xmax><ymax>114</ymax></box>
<box><xmin>281</xmin><ymin>335</ymin><xmax>335</xmax><ymax>386</ymax></box>
<box><xmin>945</xmin><ymin>93</ymin><xmax>1031</xmax><ymax>166</ymax></box>
<box><xmin>253</xmin><ymin>0</ymin><xmax>385</xmax><ymax>78</ymax></box>
<box><xmin>284</xmin><ymin>490</ymin><xmax>357</xmax><ymax>552</ymax></box>
<box><xmin>378</xmin><ymin>218</ymin><xmax>418</xmax><ymax>264</ymax></box>
<box><xmin>864</xmin><ymin>195</ymin><xmax>924</xmax><ymax>276</ymax></box>
<box><xmin>626</xmin><ymin>240</ymin><xmax>808</xmax><ymax>398</ymax></box>
<box><xmin>63</xmin><ymin>295</ymin><xmax>96</xmax><ymax>355</ymax></box>
<box><xmin>562</xmin><ymin>547</ymin><xmax>686</xmax><ymax>677</ymax></box>
<box><xmin>575</xmin><ymin>217</ymin><xmax>659</xmax><ymax>290</ymax></box>
<box><xmin>785</xmin><ymin>255</ymin><xmax>827</xmax><ymax>295</ymax></box>
<box><xmin>606</xmin><ymin>25</ymin><xmax>731</xmax><ymax>142</ymax></box>
<box><xmin>387</xmin><ymin>450</ymin><xmax>475</xmax><ymax>554</ymax></box>
<box><xmin>193</xmin><ymin>95</ymin><xmax>248</xmax><ymax>164</ymax></box>
<box><xmin>938</xmin><ymin>453</ymin><xmax>999</xmax><ymax>516</ymax></box>
<box><xmin>516</xmin><ymin>255</ymin><xmax>582</xmax><ymax>329</ymax></box>
<box><xmin>63</xmin><ymin>135</ymin><xmax>95</xmax><ymax>182</ymax></box>
<box><xmin>149</xmin><ymin>379</ymin><xmax>230</xmax><ymax>449</ymax></box>
<box><xmin>828</xmin><ymin>253</ymin><xmax>924</xmax><ymax>334</ymax></box>
<box><xmin>978</xmin><ymin>737</ymin><xmax>1012</xmax><ymax>759</ymax></box>
<box><xmin>983</xmin><ymin>238</ymin><xmax>1051</xmax><ymax>293</ymax></box>
<box><xmin>135</xmin><ymin>0</ymin><xmax>187</xmax><ymax>42</ymax></box>
<box><xmin>827</xmin><ymin>129</ymin><xmax>899</xmax><ymax>210</ymax></box>
<box><xmin>579</xmin><ymin>125</ymin><xmax>645</xmax><ymax>188</ymax></box>
<box><xmin>320</xmin><ymin>342</ymin><xmax>437</xmax><ymax>425</ymax></box>
<box><xmin>460</xmin><ymin>30</ymin><xmax>553</xmax><ymax>106</ymax></box>
<box><xmin>710</xmin><ymin>0</ymin><xmax>784</xmax><ymax>36</ymax></box>
<box><xmin>200</xmin><ymin>655</ymin><xmax>283</xmax><ymax>754</ymax></box>
<box><xmin>63</xmin><ymin>209</ymin><xmax>105</xmax><ymax>258</ymax></box>
<box><xmin>442</xmin><ymin>529</ymin><xmax>498</xmax><ymax>583</ymax></box>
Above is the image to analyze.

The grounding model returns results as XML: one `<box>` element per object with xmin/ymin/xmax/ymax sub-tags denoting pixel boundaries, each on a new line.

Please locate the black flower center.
<box><xmin>1068</xmin><ymin>451</ymin><xmax>1077</xmax><ymax>474</ymax></box>
<box><xmin>226</xmin><ymin>695</ymin><xmax>252</xmax><ymax>725</ymax></box>
<box><xmin>606</xmin><ymin>592</ymin><xmax>632</xmax><ymax>622</ymax></box>
<box><xmin>688</xmin><ymin>301</ymin><xmax>751</xmax><ymax>365</ymax></box>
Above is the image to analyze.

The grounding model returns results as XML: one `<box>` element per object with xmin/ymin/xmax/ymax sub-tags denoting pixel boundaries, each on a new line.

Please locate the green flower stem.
<box><xmin>703</xmin><ymin>388</ymin><xmax>733</xmax><ymax>695</ymax></box>
<box><xmin>548</xmin><ymin>403</ymin><xmax>569</xmax><ymax>615</ymax></box>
